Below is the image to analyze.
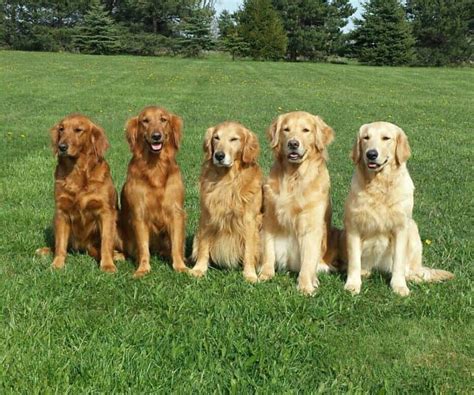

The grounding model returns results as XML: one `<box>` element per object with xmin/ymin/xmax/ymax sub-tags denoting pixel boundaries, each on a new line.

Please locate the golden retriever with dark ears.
<box><xmin>36</xmin><ymin>114</ymin><xmax>118</xmax><ymax>272</ymax></box>
<box><xmin>259</xmin><ymin>111</ymin><xmax>340</xmax><ymax>295</ymax></box>
<box><xmin>190</xmin><ymin>121</ymin><xmax>263</xmax><ymax>282</ymax></box>
<box><xmin>119</xmin><ymin>106</ymin><xmax>188</xmax><ymax>277</ymax></box>
<box><xmin>343</xmin><ymin>121</ymin><xmax>454</xmax><ymax>296</ymax></box>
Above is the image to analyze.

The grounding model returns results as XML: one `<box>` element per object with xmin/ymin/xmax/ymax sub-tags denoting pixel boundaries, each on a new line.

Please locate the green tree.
<box><xmin>406</xmin><ymin>0</ymin><xmax>473</xmax><ymax>65</ymax></box>
<box><xmin>73</xmin><ymin>0</ymin><xmax>121</xmax><ymax>54</ymax></box>
<box><xmin>272</xmin><ymin>0</ymin><xmax>354</xmax><ymax>61</ymax></box>
<box><xmin>239</xmin><ymin>0</ymin><xmax>288</xmax><ymax>60</ymax></box>
<box><xmin>352</xmin><ymin>0</ymin><xmax>415</xmax><ymax>66</ymax></box>
<box><xmin>217</xmin><ymin>10</ymin><xmax>249</xmax><ymax>60</ymax></box>
<box><xmin>176</xmin><ymin>6</ymin><xmax>214</xmax><ymax>57</ymax></box>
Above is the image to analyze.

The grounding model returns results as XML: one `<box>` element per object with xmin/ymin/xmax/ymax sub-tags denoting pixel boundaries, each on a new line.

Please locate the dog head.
<box><xmin>125</xmin><ymin>106</ymin><xmax>182</xmax><ymax>157</ymax></box>
<box><xmin>351</xmin><ymin>121</ymin><xmax>411</xmax><ymax>172</ymax></box>
<box><xmin>267</xmin><ymin>111</ymin><xmax>334</xmax><ymax>164</ymax></box>
<box><xmin>50</xmin><ymin>114</ymin><xmax>109</xmax><ymax>159</ymax></box>
<box><xmin>203</xmin><ymin>121</ymin><xmax>259</xmax><ymax>168</ymax></box>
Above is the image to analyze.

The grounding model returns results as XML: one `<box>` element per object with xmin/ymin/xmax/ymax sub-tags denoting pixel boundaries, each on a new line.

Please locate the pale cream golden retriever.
<box><xmin>259</xmin><ymin>111</ymin><xmax>340</xmax><ymax>295</ymax></box>
<box><xmin>190</xmin><ymin>121</ymin><xmax>263</xmax><ymax>282</ymax></box>
<box><xmin>343</xmin><ymin>121</ymin><xmax>454</xmax><ymax>296</ymax></box>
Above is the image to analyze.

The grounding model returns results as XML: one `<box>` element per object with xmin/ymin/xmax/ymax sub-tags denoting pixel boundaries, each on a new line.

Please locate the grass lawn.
<box><xmin>0</xmin><ymin>50</ymin><xmax>472</xmax><ymax>392</ymax></box>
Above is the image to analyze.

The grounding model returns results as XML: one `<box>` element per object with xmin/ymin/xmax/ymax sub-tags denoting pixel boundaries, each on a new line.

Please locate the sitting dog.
<box><xmin>37</xmin><ymin>114</ymin><xmax>118</xmax><ymax>272</ymax></box>
<box><xmin>343</xmin><ymin>122</ymin><xmax>454</xmax><ymax>296</ymax></box>
<box><xmin>119</xmin><ymin>106</ymin><xmax>188</xmax><ymax>277</ymax></box>
<box><xmin>259</xmin><ymin>111</ymin><xmax>340</xmax><ymax>295</ymax></box>
<box><xmin>190</xmin><ymin>121</ymin><xmax>263</xmax><ymax>282</ymax></box>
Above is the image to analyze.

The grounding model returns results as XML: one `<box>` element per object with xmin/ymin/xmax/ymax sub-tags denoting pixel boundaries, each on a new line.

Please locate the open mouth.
<box><xmin>287</xmin><ymin>152</ymin><xmax>303</xmax><ymax>162</ymax></box>
<box><xmin>367</xmin><ymin>158</ymin><xmax>388</xmax><ymax>170</ymax></box>
<box><xmin>148</xmin><ymin>142</ymin><xmax>163</xmax><ymax>153</ymax></box>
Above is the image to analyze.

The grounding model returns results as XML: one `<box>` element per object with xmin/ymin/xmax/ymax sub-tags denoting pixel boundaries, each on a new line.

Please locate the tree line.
<box><xmin>0</xmin><ymin>0</ymin><xmax>472</xmax><ymax>66</ymax></box>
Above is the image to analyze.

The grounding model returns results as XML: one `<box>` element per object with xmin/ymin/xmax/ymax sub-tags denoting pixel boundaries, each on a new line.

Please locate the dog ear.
<box><xmin>395</xmin><ymin>127</ymin><xmax>411</xmax><ymax>165</ymax></box>
<box><xmin>49</xmin><ymin>122</ymin><xmax>60</xmax><ymax>156</ymax></box>
<box><xmin>351</xmin><ymin>125</ymin><xmax>365</xmax><ymax>164</ymax></box>
<box><xmin>267</xmin><ymin>115</ymin><xmax>282</xmax><ymax>149</ymax></box>
<box><xmin>91</xmin><ymin>123</ymin><xmax>109</xmax><ymax>159</ymax></box>
<box><xmin>170</xmin><ymin>114</ymin><xmax>183</xmax><ymax>150</ymax></box>
<box><xmin>203</xmin><ymin>127</ymin><xmax>215</xmax><ymax>161</ymax></box>
<box><xmin>125</xmin><ymin>117</ymin><xmax>139</xmax><ymax>153</ymax></box>
<box><xmin>242</xmin><ymin>129</ymin><xmax>260</xmax><ymax>164</ymax></box>
<box><xmin>313</xmin><ymin>115</ymin><xmax>334</xmax><ymax>151</ymax></box>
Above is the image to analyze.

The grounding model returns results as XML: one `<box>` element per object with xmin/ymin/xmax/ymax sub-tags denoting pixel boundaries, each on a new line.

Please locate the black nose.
<box><xmin>214</xmin><ymin>151</ymin><xmax>225</xmax><ymax>161</ymax></box>
<box><xmin>288</xmin><ymin>139</ymin><xmax>300</xmax><ymax>150</ymax></box>
<box><xmin>151</xmin><ymin>132</ymin><xmax>162</xmax><ymax>142</ymax></box>
<box><xmin>58</xmin><ymin>143</ymin><xmax>68</xmax><ymax>153</ymax></box>
<box><xmin>366</xmin><ymin>149</ymin><xmax>378</xmax><ymax>160</ymax></box>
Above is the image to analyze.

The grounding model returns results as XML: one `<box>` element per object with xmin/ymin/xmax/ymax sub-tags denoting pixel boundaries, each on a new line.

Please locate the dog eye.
<box><xmin>74</xmin><ymin>128</ymin><xmax>82</xmax><ymax>133</ymax></box>
<box><xmin>303</xmin><ymin>128</ymin><xmax>310</xmax><ymax>133</ymax></box>
<box><xmin>160</xmin><ymin>117</ymin><xmax>167</xmax><ymax>123</ymax></box>
<box><xmin>283</xmin><ymin>127</ymin><xmax>290</xmax><ymax>132</ymax></box>
<box><xmin>363</xmin><ymin>136</ymin><xmax>370</xmax><ymax>140</ymax></box>
<box><xmin>142</xmin><ymin>118</ymin><xmax>149</xmax><ymax>124</ymax></box>
<box><xmin>58</xmin><ymin>127</ymin><xmax>64</xmax><ymax>133</ymax></box>
<box><xmin>213</xmin><ymin>135</ymin><xmax>220</xmax><ymax>140</ymax></box>
<box><xmin>382</xmin><ymin>136</ymin><xmax>390</xmax><ymax>141</ymax></box>
<box><xmin>230</xmin><ymin>137</ymin><xmax>238</xmax><ymax>142</ymax></box>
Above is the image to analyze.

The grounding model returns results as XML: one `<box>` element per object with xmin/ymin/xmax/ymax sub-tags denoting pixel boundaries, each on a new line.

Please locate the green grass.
<box><xmin>0</xmin><ymin>50</ymin><xmax>472</xmax><ymax>393</ymax></box>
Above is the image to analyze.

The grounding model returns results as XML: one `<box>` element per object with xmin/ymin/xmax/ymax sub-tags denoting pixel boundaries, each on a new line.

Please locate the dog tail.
<box><xmin>321</xmin><ymin>227</ymin><xmax>346</xmax><ymax>272</ymax></box>
<box><xmin>407</xmin><ymin>266</ymin><xmax>454</xmax><ymax>283</ymax></box>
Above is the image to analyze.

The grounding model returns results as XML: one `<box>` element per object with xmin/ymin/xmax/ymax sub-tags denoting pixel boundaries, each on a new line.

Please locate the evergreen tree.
<box><xmin>239</xmin><ymin>0</ymin><xmax>288</xmax><ymax>60</ymax></box>
<box><xmin>272</xmin><ymin>0</ymin><xmax>354</xmax><ymax>61</ymax></box>
<box><xmin>352</xmin><ymin>0</ymin><xmax>415</xmax><ymax>66</ymax></box>
<box><xmin>406</xmin><ymin>0</ymin><xmax>473</xmax><ymax>65</ymax></box>
<box><xmin>177</xmin><ymin>7</ymin><xmax>214</xmax><ymax>57</ymax></box>
<box><xmin>217</xmin><ymin>10</ymin><xmax>249</xmax><ymax>60</ymax></box>
<box><xmin>73</xmin><ymin>0</ymin><xmax>121</xmax><ymax>54</ymax></box>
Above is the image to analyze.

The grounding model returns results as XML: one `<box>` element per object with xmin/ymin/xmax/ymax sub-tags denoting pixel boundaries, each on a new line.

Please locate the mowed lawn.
<box><xmin>0</xmin><ymin>50</ymin><xmax>472</xmax><ymax>392</ymax></box>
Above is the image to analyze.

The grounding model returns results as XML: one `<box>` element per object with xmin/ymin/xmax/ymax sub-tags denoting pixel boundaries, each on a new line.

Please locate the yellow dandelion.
<box><xmin>425</xmin><ymin>239</ymin><xmax>432</xmax><ymax>245</ymax></box>
<box><xmin>21</xmin><ymin>134</ymin><xmax>25</xmax><ymax>138</ymax></box>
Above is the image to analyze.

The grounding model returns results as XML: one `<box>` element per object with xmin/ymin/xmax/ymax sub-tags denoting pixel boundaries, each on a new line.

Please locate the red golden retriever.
<box><xmin>119</xmin><ymin>106</ymin><xmax>188</xmax><ymax>277</ymax></box>
<box><xmin>37</xmin><ymin>114</ymin><xmax>118</xmax><ymax>272</ymax></box>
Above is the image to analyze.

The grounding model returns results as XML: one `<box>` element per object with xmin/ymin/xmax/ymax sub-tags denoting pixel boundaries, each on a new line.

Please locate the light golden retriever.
<box><xmin>119</xmin><ymin>106</ymin><xmax>188</xmax><ymax>277</ymax></box>
<box><xmin>190</xmin><ymin>121</ymin><xmax>263</xmax><ymax>282</ymax></box>
<box><xmin>343</xmin><ymin>121</ymin><xmax>454</xmax><ymax>296</ymax></box>
<box><xmin>259</xmin><ymin>111</ymin><xmax>340</xmax><ymax>295</ymax></box>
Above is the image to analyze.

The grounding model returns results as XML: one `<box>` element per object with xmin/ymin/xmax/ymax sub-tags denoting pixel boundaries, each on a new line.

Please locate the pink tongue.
<box><xmin>151</xmin><ymin>143</ymin><xmax>162</xmax><ymax>151</ymax></box>
<box><xmin>368</xmin><ymin>163</ymin><xmax>378</xmax><ymax>169</ymax></box>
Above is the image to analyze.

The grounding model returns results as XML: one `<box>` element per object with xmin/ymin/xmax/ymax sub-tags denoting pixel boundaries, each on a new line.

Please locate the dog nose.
<box><xmin>58</xmin><ymin>143</ymin><xmax>68</xmax><ymax>153</ymax></box>
<box><xmin>151</xmin><ymin>132</ymin><xmax>162</xmax><ymax>142</ymax></box>
<box><xmin>214</xmin><ymin>151</ymin><xmax>225</xmax><ymax>161</ymax></box>
<box><xmin>366</xmin><ymin>149</ymin><xmax>378</xmax><ymax>160</ymax></box>
<box><xmin>288</xmin><ymin>139</ymin><xmax>300</xmax><ymax>150</ymax></box>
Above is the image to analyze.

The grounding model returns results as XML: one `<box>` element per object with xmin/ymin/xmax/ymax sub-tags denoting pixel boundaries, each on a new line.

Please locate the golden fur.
<box><xmin>190</xmin><ymin>121</ymin><xmax>263</xmax><ymax>282</ymax></box>
<box><xmin>36</xmin><ymin>114</ymin><xmax>118</xmax><ymax>272</ymax></box>
<box><xmin>342</xmin><ymin>121</ymin><xmax>454</xmax><ymax>296</ymax></box>
<box><xmin>119</xmin><ymin>106</ymin><xmax>187</xmax><ymax>277</ymax></box>
<box><xmin>259</xmin><ymin>111</ymin><xmax>339</xmax><ymax>295</ymax></box>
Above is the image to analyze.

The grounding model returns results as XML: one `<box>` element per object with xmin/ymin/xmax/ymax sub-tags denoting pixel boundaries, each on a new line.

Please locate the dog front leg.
<box><xmin>51</xmin><ymin>212</ymin><xmax>70</xmax><ymax>269</ymax></box>
<box><xmin>391</xmin><ymin>227</ymin><xmax>410</xmax><ymax>296</ymax></box>
<box><xmin>297</xmin><ymin>231</ymin><xmax>321</xmax><ymax>296</ymax></box>
<box><xmin>242</xmin><ymin>218</ymin><xmax>259</xmax><ymax>283</ymax></box>
<box><xmin>190</xmin><ymin>226</ymin><xmax>210</xmax><ymax>278</ymax></box>
<box><xmin>259</xmin><ymin>228</ymin><xmax>275</xmax><ymax>281</ymax></box>
<box><xmin>132</xmin><ymin>219</ymin><xmax>151</xmax><ymax>278</ymax></box>
<box><xmin>168</xmin><ymin>208</ymin><xmax>188</xmax><ymax>273</ymax></box>
<box><xmin>344</xmin><ymin>230</ymin><xmax>362</xmax><ymax>295</ymax></box>
<box><xmin>98</xmin><ymin>210</ymin><xmax>117</xmax><ymax>273</ymax></box>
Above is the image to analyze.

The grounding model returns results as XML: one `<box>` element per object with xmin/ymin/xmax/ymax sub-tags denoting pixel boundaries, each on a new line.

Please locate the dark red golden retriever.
<box><xmin>119</xmin><ymin>106</ymin><xmax>188</xmax><ymax>277</ymax></box>
<box><xmin>37</xmin><ymin>114</ymin><xmax>118</xmax><ymax>272</ymax></box>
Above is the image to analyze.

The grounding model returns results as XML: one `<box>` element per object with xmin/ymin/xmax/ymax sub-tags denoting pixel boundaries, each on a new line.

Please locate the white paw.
<box><xmin>391</xmin><ymin>283</ymin><xmax>410</xmax><ymax>297</ymax></box>
<box><xmin>344</xmin><ymin>280</ymin><xmax>361</xmax><ymax>295</ymax></box>
<box><xmin>297</xmin><ymin>280</ymin><xmax>317</xmax><ymax>296</ymax></box>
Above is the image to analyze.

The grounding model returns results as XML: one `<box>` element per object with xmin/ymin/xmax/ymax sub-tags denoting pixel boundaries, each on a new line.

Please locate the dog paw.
<box><xmin>133</xmin><ymin>268</ymin><xmax>150</xmax><ymax>278</ymax></box>
<box><xmin>113</xmin><ymin>251</ymin><xmax>125</xmax><ymax>261</ymax></box>
<box><xmin>344</xmin><ymin>280</ymin><xmax>361</xmax><ymax>295</ymax></box>
<box><xmin>258</xmin><ymin>271</ymin><xmax>275</xmax><ymax>282</ymax></box>
<box><xmin>51</xmin><ymin>258</ymin><xmax>65</xmax><ymax>270</ymax></box>
<box><xmin>189</xmin><ymin>268</ymin><xmax>206</xmax><ymax>278</ymax></box>
<box><xmin>243</xmin><ymin>272</ymin><xmax>258</xmax><ymax>284</ymax></box>
<box><xmin>173</xmin><ymin>264</ymin><xmax>189</xmax><ymax>273</ymax></box>
<box><xmin>391</xmin><ymin>284</ymin><xmax>410</xmax><ymax>297</ymax></box>
<box><xmin>100</xmin><ymin>262</ymin><xmax>117</xmax><ymax>273</ymax></box>
<box><xmin>297</xmin><ymin>281</ymin><xmax>317</xmax><ymax>296</ymax></box>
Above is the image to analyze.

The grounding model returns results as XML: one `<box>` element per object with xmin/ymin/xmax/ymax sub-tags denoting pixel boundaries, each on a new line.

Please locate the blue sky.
<box><xmin>214</xmin><ymin>0</ymin><xmax>363</xmax><ymax>31</ymax></box>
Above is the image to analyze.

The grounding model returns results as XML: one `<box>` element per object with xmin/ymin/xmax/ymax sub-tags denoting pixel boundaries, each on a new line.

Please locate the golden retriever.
<box><xmin>36</xmin><ymin>114</ymin><xmax>118</xmax><ymax>272</ymax></box>
<box><xmin>343</xmin><ymin>121</ymin><xmax>454</xmax><ymax>296</ymax></box>
<box><xmin>259</xmin><ymin>111</ymin><xmax>340</xmax><ymax>295</ymax></box>
<box><xmin>119</xmin><ymin>106</ymin><xmax>188</xmax><ymax>277</ymax></box>
<box><xmin>190</xmin><ymin>121</ymin><xmax>263</xmax><ymax>282</ymax></box>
